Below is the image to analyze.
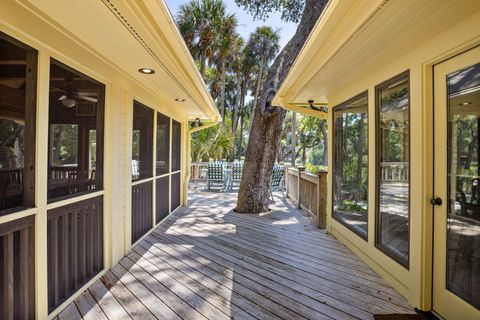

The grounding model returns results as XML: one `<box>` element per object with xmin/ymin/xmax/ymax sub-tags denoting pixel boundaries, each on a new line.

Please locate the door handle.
<box><xmin>430</xmin><ymin>197</ymin><xmax>443</xmax><ymax>206</ymax></box>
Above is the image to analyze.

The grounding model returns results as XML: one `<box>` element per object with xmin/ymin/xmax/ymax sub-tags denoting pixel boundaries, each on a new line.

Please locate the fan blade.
<box><xmin>77</xmin><ymin>95</ymin><xmax>98</xmax><ymax>103</ymax></box>
<box><xmin>58</xmin><ymin>94</ymin><xmax>67</xmax><ymax>101</ymax></box>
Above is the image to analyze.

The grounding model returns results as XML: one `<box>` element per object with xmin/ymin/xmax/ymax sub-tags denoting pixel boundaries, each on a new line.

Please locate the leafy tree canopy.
<box><xmin>234</xmin><ymin>0</ymin><xmax>304</xmax><ymax>23</ymax></box>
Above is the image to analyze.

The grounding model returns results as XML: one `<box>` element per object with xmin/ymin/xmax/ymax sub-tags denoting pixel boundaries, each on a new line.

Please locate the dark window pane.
<box><xmin>172</xmin><ymin>120</ymin><xmax>181</xmax><ymax>172</ymax></box>
<box><xmin>0</xmin><ymin>32</ymin><xmax>36</xmax><ymax>215</ymax></box>
<box><xmin>48</xmin><ymin>60</ymin><xmax>104</xmax><ymax>201</ymax></box>
<box><xmin>376</xmin><ymin>72</ymin><xmax>410</xmax><ymax>267</ymax></box>
<box><xmin>332</xmin><ymin>93</ymin><xmax>369</xmax><ymax>239</ymax></box>
<box><xmin>156</xmin><ymin>112</ymin><xmax>170</xmax><ymax>175</ymax></box>
<box><xmin>132</xmin><ymin>102</ymin><xmax>153</xmax><ymax>180</ymax></box>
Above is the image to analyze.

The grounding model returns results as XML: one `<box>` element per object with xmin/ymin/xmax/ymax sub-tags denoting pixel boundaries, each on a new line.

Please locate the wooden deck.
<box><xmin>55</xmin><ymin>190</ymin><xmax>414</xmax><ymax>320</ymax></box>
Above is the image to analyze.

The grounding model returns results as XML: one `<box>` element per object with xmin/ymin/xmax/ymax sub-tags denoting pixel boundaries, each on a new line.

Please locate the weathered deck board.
<box><xmin>58</xmin><ymin>190</ymin><xmax>414</xmax><ymax>319</ymax></box>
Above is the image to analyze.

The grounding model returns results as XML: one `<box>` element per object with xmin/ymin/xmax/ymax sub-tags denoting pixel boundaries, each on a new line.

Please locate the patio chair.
<box><xmin>206</xmin><ymin>162</ymin><xmax>225</xmax><ymax>190</ymax></box>
<box><xmin>269</xmin><ymin>165</ymin><xmax>285</xmax><ymax>202</ymax></box>
<box><xmin>230</xmin><ymin>161</ymin><xmax>243</xmax><ymax>189</ymax></box>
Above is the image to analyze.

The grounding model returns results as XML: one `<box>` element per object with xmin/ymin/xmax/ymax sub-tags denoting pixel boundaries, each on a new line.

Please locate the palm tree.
<box><xmin>246</xmin><ymin>27</ymin><xmax>280</xmax><ymax>130</ymax></box>
<box><xmin>216</xmin><ymin>14</ymin><xmax>238</xmax><ymax>122</ymax></box>
<box><xmin>230</xmin><ymin>36</ymin><xmax>245</xmax><ymax>134</ymax></box>
<box><xmin>191</xmin><ymin>125</ymin><xmax>234</xmax><ymax>161</ymax></box>
<box><xmin>177</xmin><ymin>0</ymin><xmax>226</xmax><ymax>77</ymax></box>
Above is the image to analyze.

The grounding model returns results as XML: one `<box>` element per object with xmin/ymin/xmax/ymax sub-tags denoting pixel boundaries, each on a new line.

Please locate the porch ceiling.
<box><xmin>273</xmin><ymin>0</ymin><xmax>480</xmax><ymax>110</ymax></box>
<box><xmin>20</xmin><ymin>0</ymin><xmax>219</xmax><ymax>122</ymax></box>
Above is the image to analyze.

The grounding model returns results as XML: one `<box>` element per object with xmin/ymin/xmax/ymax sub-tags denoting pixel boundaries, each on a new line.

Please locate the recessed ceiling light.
<box><xmin>138</xmin><ymin>67</ymin><xmax>155</xmax><ymax>74</ymax></box>
<box><xmin>175</xmin><ymin>98</ymin><xmax>186</xmax><ymax>102</ymax></box>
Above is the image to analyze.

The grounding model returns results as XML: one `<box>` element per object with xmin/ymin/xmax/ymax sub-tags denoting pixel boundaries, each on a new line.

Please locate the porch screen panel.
<box><xmin>171</xmin><ymin>172</ymin><xmax>181</xmax><ymax>211</ymax></box>
<box><xmin>172</xmin><ymin>120</ymin><xmax>181</xmax><ymax>172</ymax></box>
<box><xmin>156</xmin><ymin>176</ymin><xmax>169</xmax><ymax>223</ymax></box>
<box><xmin>332</xmin><ymin>92</ymin><xmax>369</xmax><ymax>239</ymax></box>
<box><xmin>0</xmin><ymin>32</ymin><xmax>36</xmax><ymax>215</ymax></box>
<box><xmin>157</xmin><ymin>112</ymin><xmax>170</xmax><ymax>175</ymax></box>
<box><xmin>131</xmin><ymin>181</ymin><xmax>153</xmax><ymax>244</ymax></box>
<box><xmin>47</xmin><ymin>196</ymin><xmax>104</xmax><ymax>312</ymax></box>
<box><xmin>132</xmin><ymin>102</ymin><xmax>153</xmax><ymax>181</ymax></box>
<box><xmin>47</xmin><ymin>60</ymin><xmax>105</xmax><ymax>201</ymax></box>
<box><xmin>0</xmin><ymin>216</ymin><xmax>35</xmax><ymax>319</ymax></box>
<box><xmin>375</xmin><ymin>72</ymin><xmax>410</xmax><ymax>267</ymax></box>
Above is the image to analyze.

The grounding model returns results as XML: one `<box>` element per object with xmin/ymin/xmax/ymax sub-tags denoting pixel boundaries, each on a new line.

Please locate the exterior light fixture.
<box><xmin>175</xmin><ymin>98</ymin><xmax>186</xmax><ymax>102</ymax></box>
<box><xmin>138</xmin><ymin>67</ymin><xmax>155</xmax><ymax>74</ymax></box>
<box><xmin>459</xmin><ymin>102</ymin><xmax>472</xmax><ymax>106</ymax></box>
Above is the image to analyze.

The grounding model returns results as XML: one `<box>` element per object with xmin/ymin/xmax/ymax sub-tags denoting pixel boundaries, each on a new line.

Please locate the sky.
<box><xmin>165</xmin><ymin>0</ymin><xmax>298</xmax><ymax>50</ymax></box>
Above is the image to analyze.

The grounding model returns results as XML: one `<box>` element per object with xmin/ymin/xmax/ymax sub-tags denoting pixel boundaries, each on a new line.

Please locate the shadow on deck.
<box><xmin>55</xmin><ymin>190</ymin><xmax>414</xmax><ymax>320</ymax></box>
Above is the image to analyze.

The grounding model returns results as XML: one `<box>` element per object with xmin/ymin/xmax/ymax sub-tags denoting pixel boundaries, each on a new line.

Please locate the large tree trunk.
<box><xmin>249</xmin><ymin>56</ymin><xmax>265</xmax><ymax>133</ymax></box>
<box><xmin>236</xmin><ymin>0</ymin><xmax>327</xmax><ymax>213</ymax></box>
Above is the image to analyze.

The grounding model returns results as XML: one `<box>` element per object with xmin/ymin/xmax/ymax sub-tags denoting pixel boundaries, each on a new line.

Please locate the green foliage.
<box><xmin>177</xmin><ymin>0</ymin><xmax>227</xmax><ymax>74</ymax></box>
<box><xmin>191</xmin><ymin>124</ymin><xmax>234</xmax><ymax>162</ymax></box>
<box><xmin>176</xmin><ymin>0</ymin><xmax>290</xmax><ymax>161</ymax></box>
<box><xmin>304</xmin><ymin>163</ymin><xmax>327</xmax><ymax>174</ymax></box>
<box><xmin>246</xmin><ymin>26</ymin><xmax>280</xmax><ymax>65</ymax></box>
<box><xmin>0</xmin><ymin>119</ymin><xmax>24</xmax><ymax>169</ymax></box>
<box><xmin>234</xmin><ymin>0</ymin><xmax>305</xmax><ymax>23</ymax></box>
<box><xmin>51</xmin><ymin>124</ymin><xmax>78</xmax><ymax>165</ymax></box>
<box><xmin>334</xmin><ymin>111</ymin><xmax>368</xmax><ymax>204</ymax></box>
<box><xmin>340</xmin><ymin>199</ymin><xmax>367</xmax><ymax>213</ymax></box>
<box><xmin>278</xmin><ymin>113</ymin><xmax>328</xmax><ymax>167</ymax></box>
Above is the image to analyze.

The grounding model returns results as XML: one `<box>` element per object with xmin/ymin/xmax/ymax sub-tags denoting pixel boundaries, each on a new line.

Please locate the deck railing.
<box><xmin>380</xmin><ymin>162</ymin><xmax>408</xmax><ymax>182</ymax></box>
<box><xmin>284</xmin><ymin>166</ymin><xmax>327</xmax><ymax>228</ymax></box>
<box><xmin>190</xmin><ymin>162</ymin><xmax>209</xmax><ymax>182</ymax></box>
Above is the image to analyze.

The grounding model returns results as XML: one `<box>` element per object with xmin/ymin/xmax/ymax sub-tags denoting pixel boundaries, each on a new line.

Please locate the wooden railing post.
<box><xmin>297</xmin><ymin>167</ymin><xmax>305</xmax><ymax>209</ymax></box>
<box><xmin>316</xmin><ymin>170</ymin><xmax>327</xmax><ymax>228</ymax></box>
<box><xmin>284</xmin><ymin>164</ymin><xmax>290</xmax><ymax>197</ymax></box>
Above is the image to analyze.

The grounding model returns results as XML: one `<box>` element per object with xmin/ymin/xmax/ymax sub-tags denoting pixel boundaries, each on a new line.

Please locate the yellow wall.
<box><xmin>325</xmin><ymin>11</ymin><xmax>480</xmax><ymax>310</ymax></box>
<box><xmin>0</xmin><ymin>1</ymin><xmax>198</xmax><ymax>318</ymax></box>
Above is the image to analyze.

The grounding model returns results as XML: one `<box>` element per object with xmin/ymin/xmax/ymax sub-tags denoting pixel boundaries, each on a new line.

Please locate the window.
<box><xmin>132</xmin><ymin>102</ymin><xmax>153</xmax><ymax>180</ymax></box>
<box><xmin>332</xmin><ymin>92</ymin><xmax>369</xmax><ymax>239</ymax></box>
<box><xmin>48</xmin><ymin>60</ymin><xmax>104</xmax><ymax>201</ymax></box>
<box><xmin>0</xmin><ymin>32</ymin><xmax>37</xmax><ymax>215</ymax></box>
<box><xmin>172</xmin><ymin>120</ymin><xmax>181</xmax><ymax>172</ymax></box>
<box><xmin>375</xmin><ymin>71</ymin><xmax>410</xmax><ymax>267</ymax></box>
<box><xmin>156</xmin><ymin>112</ymin><xmax>170</xmax><ymax>175</ymax></box>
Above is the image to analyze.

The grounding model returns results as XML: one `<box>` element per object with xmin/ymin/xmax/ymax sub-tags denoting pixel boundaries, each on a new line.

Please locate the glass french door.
<box><xmin>433</xmin><ymin>46</ymin><xmax>480</xmax><ymax>320</ymax></box>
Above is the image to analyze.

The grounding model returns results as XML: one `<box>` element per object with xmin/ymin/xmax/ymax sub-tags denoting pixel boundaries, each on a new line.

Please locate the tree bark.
<box><xmin>249</xmin><ymin>55</ymin><xmax>265</xmax><ymax>133</ymax></box>
<box><xmin>236</xmin><ymin>0</ymin><xmax>327</xmax><ymax>213</ymax></box>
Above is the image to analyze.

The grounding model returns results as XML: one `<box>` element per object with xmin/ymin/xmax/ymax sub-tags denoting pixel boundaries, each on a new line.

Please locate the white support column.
<box><xmin>34</xmin><ymin>50</ymin><xmax>50</xmax><ymax>320</ymax></box>
<box><xmin>105</xmin><ymin>85</ymin><xmax>129</xmax><ymax>266</ymax></box>
<box><xmin>183</xmin><ymin>119</ymin><xmax>190</xmax><ymax>206</ymax></box>
<box><xmin>152</xmin><ymin>111</ymin><xmax>157</xmax><ymax>226</ymax></box>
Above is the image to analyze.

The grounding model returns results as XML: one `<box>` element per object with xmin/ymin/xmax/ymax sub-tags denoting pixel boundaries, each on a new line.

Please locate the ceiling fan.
<box><xmin>52</xmin><ymin>78</ymin><xmax>98</xmax><ymax>108</ymax></box>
